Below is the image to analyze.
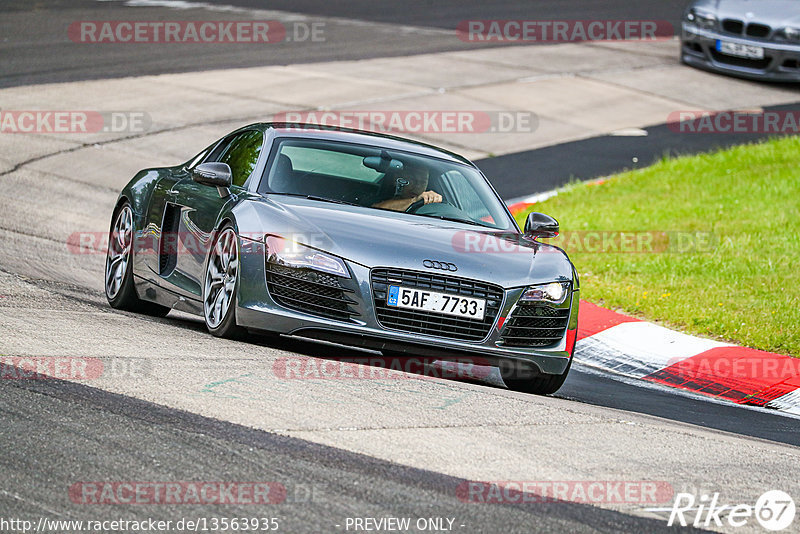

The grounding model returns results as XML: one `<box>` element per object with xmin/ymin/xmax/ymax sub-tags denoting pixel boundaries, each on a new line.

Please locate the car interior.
<box><xmin>258</xmin><ymin>138</ymin><xmax>505</xmax><ymax>228</ymax></box>
<box><xmin>266</xmin><ymin>148</ymin><xmax>447</xmax><ymax>209</ymax></box>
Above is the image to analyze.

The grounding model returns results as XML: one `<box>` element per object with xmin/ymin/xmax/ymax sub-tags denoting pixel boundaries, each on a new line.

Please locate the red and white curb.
<box><xmin>576</xmin><ymin>301</ymin><xmax>800</xmax><ymax>415</ymax></box>
<box><xmin>506</xmin><ymin>178</ymin><xmax>609</xmax><ymax>219</ymax></box>
<box><xmin>506</xmin><ymin>191</ymin><xmax>799</xmax><ymax>414</ymax></box>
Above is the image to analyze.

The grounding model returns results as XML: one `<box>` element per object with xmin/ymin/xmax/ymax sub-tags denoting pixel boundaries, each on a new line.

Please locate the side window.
<box><xmin>205</xmin><ymin>135</ymin><xmax>236</xmax><ymax>163</ymax></box>
<box><xmin>215</xmin><ymin>130</ymin><xmax>264</xmax><ymax>187</ymax></box>
<box><xmin>186</xmin><ymin>147</ymin><xmax>211</xmax><ymax>169</ymax></box>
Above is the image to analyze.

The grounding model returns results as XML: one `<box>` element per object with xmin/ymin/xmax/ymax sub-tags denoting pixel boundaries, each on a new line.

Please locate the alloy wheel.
<box><xmin>105</xmin><ymin>205</ymin><xmax>133</xmax><ymax>300</ymax></box>
<box><xmin>204</xmin><ymin>228</ymin><xmax>239</xmax><ymax>329</ymax></box>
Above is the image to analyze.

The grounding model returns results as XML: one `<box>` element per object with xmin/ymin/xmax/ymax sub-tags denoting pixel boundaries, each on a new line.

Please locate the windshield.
<box><xmin>258</xmin><ymin>138</ymin><xmax>515</xmax><ymax>230</ymax></box>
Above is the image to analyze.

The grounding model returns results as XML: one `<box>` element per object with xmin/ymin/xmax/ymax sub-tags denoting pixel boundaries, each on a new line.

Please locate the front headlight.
<box><xmin>780</xmin><ymin>26</ymin><xmax>800</xmax><ymax>43</ymax></box>
<box><xmin>686</xmin><ymin>8</ymin><xmax>717</xmax><ymax>30</ymax></box>
<box><xmin>520</xmin><ymin>281</ymin><xmax>571</xmax><ymax>305</ymax></box>
<box><xmin>265</xmin><ymin>235</ymin><xmax>350</xmax><ymax>278</ymax></box>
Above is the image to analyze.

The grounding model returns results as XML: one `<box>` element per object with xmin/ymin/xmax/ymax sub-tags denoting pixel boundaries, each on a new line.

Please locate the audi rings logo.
<box><xmin>423</xmin><ymin>260</ymin><xmax>458</xmax><ymax>272</ymax></box>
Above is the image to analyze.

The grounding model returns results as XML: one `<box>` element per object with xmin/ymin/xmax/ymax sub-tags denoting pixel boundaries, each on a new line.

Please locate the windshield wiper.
<box><xmin>269</xmin><ymin>192</ymin><xmax>361</xmax><ymax>207</ymax></box>
<box><xmin>419</xmin><ymin>214</ymin><xmax>492</xmax><ymax>228</ymax></box>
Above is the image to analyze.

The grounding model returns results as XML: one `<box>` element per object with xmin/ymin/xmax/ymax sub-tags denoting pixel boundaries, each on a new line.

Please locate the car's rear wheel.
<box><xmin>105</xmin><ymin>203</ymin><xmax>170</xmax><ymax>317</ymax></box>
<box><xmin>501</xmin><ymin>358</ymin><xmax>572</xmax><ymax>395</ymax></box>
<box><xmin>203</xmin><ymin>225</ymin><xmax>246</xmax><ymax>338</ymax></box>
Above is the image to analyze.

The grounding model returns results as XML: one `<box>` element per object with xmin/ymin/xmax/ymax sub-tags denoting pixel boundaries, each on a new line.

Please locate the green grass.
<box><xmin>515</xmin><ymin>136</ymin><xmax>800</xmax><ymax>356</ymax></box>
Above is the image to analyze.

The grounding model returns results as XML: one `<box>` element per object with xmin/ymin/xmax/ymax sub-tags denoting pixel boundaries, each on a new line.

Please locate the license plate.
<box><xmin>716</xmin><ymin>40</ymin><xmax>764</xmax><ymax>59</ymax></box>
<box><xmin>387</xmin><ymin>286</ymin><xmax>486</xmax><ymax>320</ymax></box>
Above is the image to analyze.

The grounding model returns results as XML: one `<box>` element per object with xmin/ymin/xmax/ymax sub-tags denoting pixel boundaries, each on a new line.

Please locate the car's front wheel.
<box><xmin>105</xmin><ymin>203</ymin><xmax>170</xmax><ymax>317</ymax></box>
<box><xmin>501</xmin><ymin>358</ymin><xmax>572</xmax><ymax>395</ymax></box>
<box><xmin>203</xmin><ymin>225</ymin><xmax>246</xmax><ymax>338</ymax></box>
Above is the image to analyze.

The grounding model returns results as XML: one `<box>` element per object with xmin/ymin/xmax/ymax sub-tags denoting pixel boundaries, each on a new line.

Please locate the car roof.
<box><xmin>247</xmin><ymin>122</ymin><xmax>474</xmax><ymax>167</ymax></box>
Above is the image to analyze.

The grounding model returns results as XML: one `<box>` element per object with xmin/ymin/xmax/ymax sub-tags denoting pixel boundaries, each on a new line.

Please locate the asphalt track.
<box><xmin>478</xmin><ymin>102</ymin><xmax>800</xmax><ymax>200</ymax></box>
<box><xmin>190</xmin><ymin>0</ymin><xmax>691</xmax><ymax>32</ymax></box>
<box><xmin>1</xmin><ymin>0</ymin><xmax>790</xmax><ymax>200</ymax></box>
<box><xmin>0</xmin><ymin>374</ymin><xmax>690</xmax><ymax>533</ymax></box>
<box><xmin>1</xmin><ymin>1</ymin><xmax>799</xmax><ymax>533</ymax></box>
<box><xmin>0</xmin><ymin>0</ymin><xmax>690</xmax><ymax>88</ymax></box>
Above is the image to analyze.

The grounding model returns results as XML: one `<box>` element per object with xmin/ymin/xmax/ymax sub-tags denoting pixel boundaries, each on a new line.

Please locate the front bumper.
<box><xmin>236</xmin><ymin>238</ymin><xmax>577</xmax><ymax>377</ymax></box>
<box><xmin>681</xmin><ymin>23</ymin><xmax>800</xmax><ymax>82</ymax></box>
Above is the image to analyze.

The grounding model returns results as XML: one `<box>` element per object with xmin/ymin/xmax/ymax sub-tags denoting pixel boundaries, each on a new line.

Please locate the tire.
<box><xmin>105</xmin><ymin>203</ymin><xmax>170</xmax><ymax>317</ymax></box>
<box><xmin>501</xmin><ymin>358</ymin><xmax>572</xmax><ymax>395</ymax></box>
<box><xmin>203</xmin><ymin>224</ymin><xmax>246</xmax><ymax>339</ymax></box>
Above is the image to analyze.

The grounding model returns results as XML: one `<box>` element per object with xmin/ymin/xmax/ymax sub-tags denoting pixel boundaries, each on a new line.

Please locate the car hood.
<box><xmin>235</xmin><ymin>195</ymin><xmax>574</xmax><ymax>289</ymax></box>
<box><xmin>702</xmin><ymin>0</ymin><xmax>800</xmax><ymax>27</ymax></box>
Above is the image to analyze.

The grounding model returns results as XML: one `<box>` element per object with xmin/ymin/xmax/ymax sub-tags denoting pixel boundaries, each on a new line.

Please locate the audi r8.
<box><xmin>681</xmin><ymin>0</ymin><xmax>800</xmax><ymax>81</ymax></box>
<box><xmin>105</xmin><ymin>124</ymin><xmax>579</xmax><ymax>394</ymax></box>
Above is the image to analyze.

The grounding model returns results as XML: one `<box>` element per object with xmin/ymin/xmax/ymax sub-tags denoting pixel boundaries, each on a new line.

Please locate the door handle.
<box><xmin>167</xmin><ymin>189</ymin><xmax>179</xmax><ymax>195</ymax></box>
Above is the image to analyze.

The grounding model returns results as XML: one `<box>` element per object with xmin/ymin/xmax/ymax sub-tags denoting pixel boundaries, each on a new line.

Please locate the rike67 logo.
<box><xmin>668</xmin><ymin>490</ymin><xmax>795</xmax><ymax>531</ymax></box>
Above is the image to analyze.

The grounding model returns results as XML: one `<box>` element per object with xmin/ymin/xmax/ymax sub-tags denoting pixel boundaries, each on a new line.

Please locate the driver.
<box><xmin>372</xmin><ymin>163</ymin><xmax>442</xmax><ymax>212</ymax></box>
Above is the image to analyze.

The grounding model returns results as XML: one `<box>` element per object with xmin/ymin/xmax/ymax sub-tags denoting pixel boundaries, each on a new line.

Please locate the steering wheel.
<box><xmin>405</xmin><ymin>199</ymin><xmax>425</xmax><ymax>213</ymax></box>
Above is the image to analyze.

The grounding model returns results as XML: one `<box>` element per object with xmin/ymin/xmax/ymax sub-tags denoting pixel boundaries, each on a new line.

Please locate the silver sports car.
<box><xmin>681</xmin><ymin>0</ymin><xmax>800</xmax><ymax>81</ymax></box>
<box><xmin>105</xmin><ymin>124</ymin><xmax>579</xmax><ymax>394</ymax></box>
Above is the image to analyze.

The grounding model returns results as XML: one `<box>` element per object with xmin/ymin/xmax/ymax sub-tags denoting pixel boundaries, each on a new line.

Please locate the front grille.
<box><xmin>710</xmin><ymin>49</ymin><xmax>771</xmax><ymax>69</ymax></box>
<box><xmin>371</xmin><ymin>268</ymin><xmax>503</xmax><ymax>342</ymax></box>
<box><xmin>746</xmin><ymin>23</ymin><xmax>771</xmax><ymax>38</ymax></box>
<box><xmin>266</xmin><ymin>264</ymin><xmax>357</xmax><ymax>321</ymax></box>
<box><xmin>720</xmin><ymin>20</ymin><xmax>772</xmax><ymax>39</ymax></box>
<box><xmin>499</xmin><ymin>304</ymin><xmax>570</xmax><ymax>347</ymax></box>
<box><xmin>722</xmin><ymin>19</ymin><xmax>744</xmax><ymax>34</ymax></box>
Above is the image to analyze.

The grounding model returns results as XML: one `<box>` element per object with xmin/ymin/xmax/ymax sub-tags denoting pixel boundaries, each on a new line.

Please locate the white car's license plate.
<box><xmin>387</xmin><ymin>286</ymin><xmax>486</xmax><ymax>320</ymax></box>
<box><xmin>716</xmin><ymin>40</ymin><xmax>765</xmax><ymax>59</ymax></box>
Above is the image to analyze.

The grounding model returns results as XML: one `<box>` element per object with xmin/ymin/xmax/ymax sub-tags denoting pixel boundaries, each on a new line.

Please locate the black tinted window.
<box><xmin>217</xmin><ymin>130</ymin><xmax>264</xmax><ymax>187</ymax></box>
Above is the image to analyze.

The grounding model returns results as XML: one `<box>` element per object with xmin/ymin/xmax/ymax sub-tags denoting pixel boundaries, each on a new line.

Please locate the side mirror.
<box><xmin>192</xmin><ymin>162</ymin><xmax>232</xmax><ymax>187</ymax></box>
<box><xmin>524</xmin><ymin>212</ymin><xmax>559</xmax><ymax>239</ymax></box>
<box><xmin>192</xmin><ymin>162</ymin><xmax>232</xmax><ymax>197</ymax></box>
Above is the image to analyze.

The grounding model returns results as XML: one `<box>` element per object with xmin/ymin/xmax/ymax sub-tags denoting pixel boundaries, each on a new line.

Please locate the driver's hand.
<box><xmin>415</xmin><ymin>191</ymin><xmax>442</xmax><ymax>205</ymax></box>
